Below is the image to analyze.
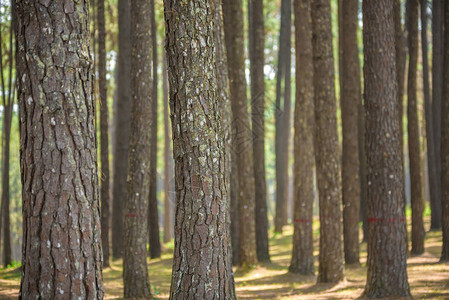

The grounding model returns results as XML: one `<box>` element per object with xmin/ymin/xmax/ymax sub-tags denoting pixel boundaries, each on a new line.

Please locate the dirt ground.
<box><xmin>0</xmin><ymin>217</ymin><xmax>448</xmax><ymax>299</ymax></box>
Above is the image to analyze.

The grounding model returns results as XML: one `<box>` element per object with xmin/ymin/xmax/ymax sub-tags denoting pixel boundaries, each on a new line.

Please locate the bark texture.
<box><xmin>123</xmin><ymin>0</ymin><xmax>152</xmax><ymax>297</ymax></box>
<box><xmin>362</xmin><ymin>0</ymin><xmax>411</xmax><ymax>296</ymax></box>
<box><xmin>16</xmin><ymin>0</ymin><xmax>104</xmax><ymax>297</ymax></box>
<box><xmin>148</xmin><ymin>0</ymin><xmax>161</xmax><ymax>259</ymax></box>
<box><xmin>97</xmin><ymin>0</ymin><xmax>110</xmax><ymax>268</ymax></box>
<box><xmin>112</xmin><ymin>0</ymin><xmax>131</xmax><ymax>259</ymax></box>
<box><xmin>222</xmin><ymin>0</ymin><xmax>257</xmax><ymax>267</ymax></box>
<box><xmin>421</xmin><ymin>0</ymin><xmax>439</xmax><ymax>236</ymax></box>
<box><xmin>341</xmin><ymin>0</ymin><xmax>361</xmax><ymax>265</ymax></box>
<box><xmin>274</xmin><ymin>0</ymin><xmax>292</xmax><ymax>233</ymax></box>
<box><xmin>164</xmin><ymin>0</ymin><xmax>236</xmax><ymax>297</ymax></box>
<box><xmin>407</xmin><ymin>0</ymin><xmax>425</xmax><ymax>255</ymax></box>
<box><xmin>440</xmin><ymin>0</ymin><xmax>449</xmax><ymax>262</ymax></box>
<box><xmin>431</xmin><ymin>0</ymin><xmax>444</xmax><ymax>230</ymax></box>
<box><xmin>163</xmin><ymin>53</ymin><xmax>173</xmax><ymax>244</ymax></box>
<box><xmin>249</xmin><ymin>0</ymin><xmax>270</xmax><ymax>264</ymax></box>
<box><xmin>311</xmin><ymin>0</ymin><xmax>344</xmax><ymax>283</ymax></box>
<box><xmin>289</xmin><ymin>0</ymin><xmax>315</xmax><ymax>275</ymax></box>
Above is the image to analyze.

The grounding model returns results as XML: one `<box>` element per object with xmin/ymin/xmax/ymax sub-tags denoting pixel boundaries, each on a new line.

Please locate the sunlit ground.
<box><xmin>0</xmin><ymin>216</ymin><xmax>448</xmax><ymax>299</ymax></box>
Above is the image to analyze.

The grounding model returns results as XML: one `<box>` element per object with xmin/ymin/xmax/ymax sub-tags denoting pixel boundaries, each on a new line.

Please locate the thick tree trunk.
<box><xmin>311</xmin><ymin>0</ymin><xmax>344</xmax><ymax>283</ymax></box>
<box><xmin>274</xmin><ymin>0</ymin><xmax>292</xmax><ymax>233</ymax></box>
<box><xmin>222</xmin><ymin>0</ymin><xmax>257</xmax><ymax>267</ymax></box>
<box><xmin>164</xmin><ymin>0</ymin><xmax>236</xmax><ymax>297</ymax></box>
<box><xmin>112</xmin><ymin>0</ymin><xmax>131</xmax><ymax>259</ymax></box>
<box><xmin>163</xmin><ymin>53</ymin><xmax>173</xmax><ymax>244</ymax></box>
<box><xmin>16</xmin><ymin>0</ymin><xmax>104</xmax><ymax>297</ymax></box>
<box><xmin>123</xmin><ymin>0</ymin><xmax>152</xmax><ymax>297</ymax></box>
<box><xmin>249</xmin><ymin>0</ymin><xmax>270</xmax><ymax>264</ymax></box>
<box><xmin>341</xmin><ymin>0</ymin><xmax>361</xmax><ymax>265</ymax></box>
<box><xmin>422</xmin><ymin>0</ymin><xmax>438</xmax><ymax>236</ymax></box>
<box><xmin>362</xmin><ymin>0</ymin><xmax>411</xmax><ymax>296</ymax></box>
<box><xmin>148</xmin><ymin>0</ymin><xmax>161</xmax><ymax>260</ymax></box>
<box><xmin>407</xmin><ymin>0</ymin><xmax>425</xmax><ymax>255</ymax></box>
<box><xmin>440</xmin><ymin>0</ymin><xmax>449</xmax><ymax>262</ymax></box>
<box><xmin>97</xmin><ymin>0</ymin><xmax>110</xmax><ymax>268</ymax></box>
<box><xmin>289</xmin><ymin>0</ymin><xmax>315</xmax><ymax>275</ymax></box>
<box><xmin>431</xmin><ymin>0</ymin><xmax>443</xmax><ymax>230</ymax></box>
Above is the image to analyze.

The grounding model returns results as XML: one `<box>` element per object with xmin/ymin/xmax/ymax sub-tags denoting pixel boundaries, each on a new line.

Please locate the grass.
<box><xmin>0</xmin><ymin>216</ymin><xmax>448</xmax><ymax>299</ymax></box>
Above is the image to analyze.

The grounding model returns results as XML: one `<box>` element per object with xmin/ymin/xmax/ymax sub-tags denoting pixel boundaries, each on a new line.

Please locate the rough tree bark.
<box><xmin>123</xmin><ymin>0</ymin><xmax>152</xmax><ymax>297</ymax></box>
<box><xmin>222</xmin><ymin>0</ymin><xmax>257</xmax><ymax>267</ymax></box>
<box><xmin>97</xmin><ymin>0</ymin><xmax>110</xmax><ymax>268</ymax></box>
<box><xmin>421</xmin><ymin>0</ymin><xmax>439</xmax><ymax>236</ymax></box>
<box><xmin>341</xmin><ymin>0</ymin><xmax>361</xmax><ymax>265</ymax></box>
<box><xmin>164</xmin><ymin>0</ymin><xmax>237</xmax><ymax>297</ymax></box>
<box><xmin>311</xmin><ymin>0</ymin><xmax>344</xmax><ymax>283</ymax></box>
<box><xmin>440</xmin><ymin>0</ymin><xmax>449</xmax><ymax>262</ymax></box>
<box><xmin>16</xmin><ymin>0</ymin><xmax>104</xmax><ymax>297</ymax></box>
<box><xmin>431</xmin><ymin>0</ymin><xmax>443</xmax><ymax>230</ymax></box>
<box><xmin>249</xmin><ymin>0</ymin><xmax>270</xmax><ymax>264</ymax></box>
<box><xmin>362</xmin><ymin>0</ymin><xmax>411</xmax><ymax>296</ymax></box>
<box><xmin>112</xmin><ymin>0</ymin><xmax>131</xmax><ymax>259</ymax></box>
<box><xmin>163</xmin><ymin>53</ymin><xmax>173</xmax><ymax>244</ymax></box>
<box><xmin>148</xmin><ymin>0</ymin><xmax>161</xmax><ymax>259</ymax></box>
<box><xmin>407</xmin><ymin>0</ymin><xmax>425</xmax><ymax>255</ymax></box>
<box><xmin>274</xmin><ymin>0</ymin><xmax>292</xmax><ymax>233</ymax></box>
<box><xmin>289</xmin><ymin>0</ymin><xmax>315</xmax><ymax>275</ymax></box>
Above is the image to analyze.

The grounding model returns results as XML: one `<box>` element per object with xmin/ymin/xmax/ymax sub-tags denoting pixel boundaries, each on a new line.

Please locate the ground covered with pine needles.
<box><xmin>0</xmin><ymin>216</ymin><xmax>448</xmax><ymax>299</ymax></box>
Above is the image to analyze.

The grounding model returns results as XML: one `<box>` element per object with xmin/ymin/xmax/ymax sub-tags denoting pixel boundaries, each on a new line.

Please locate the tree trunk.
<box><xmin>289</xmin><ymin>0</ymin><xmax>315</xmax><ymax>275</ymax></box>
<box><xmin>341</xmin><ymin>0</ymin><xmax>361</xmax><ymax>265</ymax></box>
<box><xmin>148</xmin><ymin>0</ymin><xmax>161</xmax><ymax>260</ymax></box>
<box><xmin>274</xmin><ymin>0</ymin><xmax>292</xmax><ymax>234</ymax></box>
<box><xmin>16</xmin><ymin>0</ymin><xmax>104</xmax><ymax>297</ymax></box>
<box><xmin>222</xmin><ymin>0</ymin><xmax>257</xmax><ymax>267</ymax></box>
<box><xmin>407</xmin><ymin>0</ymin><xmax>425</xmax><ymax>255</ymax></box>
<box><xmin>249</xmin><ymin>0</ymin><xmax>270</xmax><ymax>264</ymax></box>
<box><xmin>97</xmin><ymin>0</ymin><xmax>110</xmax><ymax>268</ymax></box>
<box><xmin>123</xmin><ymin>0</ymin><xmax>153</xmax><ymax>297</ymax></box>
<box><xmin>163</xmin><ymin>53</ymin><xmax>173</xmax><ymax>244</ymax></box>
<box><xmin>362</xmin><ymin>0</ymin><xmax>411</xmax><ymax>296</ymax></box>
<box><xmin>311</xmin><ymin>0</ymin><xmax>344</xmax><ymax>283</ymax></box>
<box><xmin>440</xmin><ymin>0</ymin><xmax>449</xmax><ymax>262</ymax></box>
<box><xmin>431</xmin><ymin>0</ymin><xmax>443</xmax><ymax>230</ymax></box>
<box><xmin>422</xmin><ymin>0</ymin><xmax>438</xmax><ymax>236</ymax></box>
<box><xmin>112</xmin><ymin>0</ymin><xmax>131</xmax><ymax>259</ymax></box>
<box><xmin>1</xmin><ymin>102</ymin><xmax>12</xmax><ymax>267</ymax></box>
<box><xmin>164</xmin><ymin>0</ymin><xmax>237</xmax><ymax>297</ymax></box>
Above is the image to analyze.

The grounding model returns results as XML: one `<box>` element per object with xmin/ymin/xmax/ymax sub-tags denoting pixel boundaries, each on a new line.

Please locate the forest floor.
<box><xmin>0</xmin><ymin>216</ymin><xmax>448</xmax><ymax>299</ymax></box>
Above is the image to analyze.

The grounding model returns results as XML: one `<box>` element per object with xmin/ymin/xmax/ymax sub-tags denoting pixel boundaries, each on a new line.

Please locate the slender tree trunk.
<box><xmin>123</xmin><ymin>0</ymin><xmax>153</xmax><ymax>297</ymax></box>
<box><xmin>341</xmin><ymin>0</ymin><xmax>361</xmax><ymax>265</ymax></box>
<box><xmin>16</xmin><ymin>0</ymin><xmax>104</xmax><ymax>297</ymax></box>
<box><xmin>394</xmin><ymin>0</ymin><xmax>409</xmax><ymax>252</ymax></box>
<box><xmin>0</xmin><ymin>5</ymin><xmax>14</xmax><ymax>267</ymax></box>
<box><xmin>112</xmin><ymin>0</ymin><xmax>131</xmax><ymax>259</ymax></box>
<box><xmin>440</xmin><ymin>0</ymin><xmax>449</xmax><ymax>262</ymax></box>
<box><xmin>274</xmin><ymin>0</ymin><xmax>292</xmax><ymax>233</ymax></box>
<box><xmin>148</xmin><ymin>0</ymin><xmax>161</xmax><ymax>260</ymax></box>
<box><xmin>289</xmin><ymin>0</ymin><xmax>315</xmax><ymax>275</ymax></box>
<box><xmin>422</xmin><ymin>0</ymin><xmax>438</xmax><ymax>235</ymax></box>
<box><xmin>407</xmin><ymin>0</ymin><xmax>425</xmax><ymax>255</ymax></box>
<box><xmin>97</xmin><ymin>0</ymin><xmax>110</xmax><ymax>268</ymax></box>
<box><xmin>249</xmin><ymin>0</ymin><xmax>270</xmax><ymax>264</ymax></box>
<box><xmin>362</xmin><ymin>0</ymin><xmax>411</xmax><ymax>296</ymax></box>
<box><xmin>163</xmin><ymin>53</ymin><xmax>173</xmax><ymax>244</ymax></box>
<box><xmin>164</xmin><ymin>1</ymin><xmax>237</xmax><ymax>297</ymax></box>
<box><xmin>222</xmin><ymin>0</ymin><xmax>257</xmax><ymax>267</ymax></box>
<box><xmin>311</xmin><ymin>0</ymin><xmax>344</xmax><ymax>283</ymax></box>
<box><xmin>431</xmin><ymin>0</ymin><xmax>443</xmax><ymax>230</ymax></box>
